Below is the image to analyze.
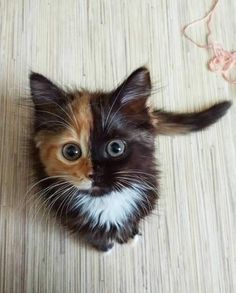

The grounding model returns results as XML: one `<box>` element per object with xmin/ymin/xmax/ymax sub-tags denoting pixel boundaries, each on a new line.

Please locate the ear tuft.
<box><xmin>29</xmin><ymin>72</ymin><xmax>65</xmax><ymax>105</ymax></box>
<box><xmin>119</xmin><ymin>67</ymin><xmax>151</xmax><ymax>104</ymax></box>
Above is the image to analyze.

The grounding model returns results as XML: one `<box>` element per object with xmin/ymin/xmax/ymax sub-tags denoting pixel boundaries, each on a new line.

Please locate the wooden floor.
<box><xmin>0</xmin><ymin>1</ymin><xmax>236</xmax><ymax>292</ymax></box>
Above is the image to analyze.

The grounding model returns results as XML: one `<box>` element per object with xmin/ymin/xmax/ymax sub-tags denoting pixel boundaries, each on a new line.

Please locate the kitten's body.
<box><xmin>30</xmin><ymin>67</ymin><xmax>231</xmax><ymax>251</ymax></box>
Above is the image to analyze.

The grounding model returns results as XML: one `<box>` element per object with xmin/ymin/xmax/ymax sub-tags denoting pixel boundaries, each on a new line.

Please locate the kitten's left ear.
<box><xmin>30</xmin><ymin>72</ymin><xmax>69</xmax><ymax>131</ymax></box>
<box><xmin>114</xmin><ymin>67</ymin><xmax>151</xmax><ymax>111</ymax></box>
<box><xmin>30</xmin><ymin>72</ymin><xmax>66</xmax><ymax>106</ymax></box>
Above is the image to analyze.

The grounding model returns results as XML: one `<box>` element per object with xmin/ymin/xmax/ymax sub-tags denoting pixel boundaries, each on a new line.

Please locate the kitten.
<box><xmin>30</xmin><ymin>67</ymin><xmax>231</xmax><ymax>252</ymax></box>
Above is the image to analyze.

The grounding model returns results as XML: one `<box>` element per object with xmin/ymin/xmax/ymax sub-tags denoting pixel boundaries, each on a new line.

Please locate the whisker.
<box><xmin>37</xmin><ymin>120</ymin><xmax>74</xmax><ymax>132</ymax></box>
<box><xmin>67</xmin><ymin>102</ymin><xmax>80</xmax><ymax>131</ymax></box>
<box><xmin>36</xmin><ymin>110</ymin><xmax>73</xmax><ymax>128</ymax></box>
<box><xmin>117</xmin><ymin>179</ymin><xmax>153</xmax><ymax>213</ymax></box>
<box><xmin>38</xmin><ymin>184</ymin><xmax>73</xmax><ymax>223</ymax></box>
<box><xmin>104</xmin><ymin>80</ymin><xmax>127</xmax><ymax>128</ymax></box>
<box><xmin>23</xmin><ymin>175</ymin><xmax>69</xmax><ymax>204</ymax></box>
<box><xmin>30</xmin><ymin>182</ymin><xmax>67</xmax><ymax>215</ymax></box>
<box><xmin>24</xmin><ymin>180</ymin><xmax>68</xmax><ymax>212</ymax></box>
<box><xmin>65</xmin><ymin>187</ymin><xmax>79</xmax><ymax>215</ymax></box>
<box><xmin>55</xmin><ymin>186</ymin><xmax>77</xmax><ymax>220</ymax></box>
<box><xmin>46</xmin><ymin>100</ymin><xmax>76</xmax><ymax>127</ymax></box>
<box><xmin>116</xmin><ymin>175</ymin><xmax>158</xmax><ymax>195</ymax></box>
<box><xmin>29</xmin><ymin>182</ymin><xmax>70</xmax><ymax>223</ymax></box>
<box><xmin>115</xmin><ymin>170</ymin><xmax>158</xmax><ymax>179</ymax></box>
<box><xmin>99</xmin><ymin>97</ymin><xmax>106</xmax><ymax>131</ymax></box>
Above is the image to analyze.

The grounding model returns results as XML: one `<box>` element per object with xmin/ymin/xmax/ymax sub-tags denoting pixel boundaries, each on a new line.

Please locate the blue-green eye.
<box><xmin>106</xmin><ymin>140</ymin><xmax>126</xmax><ymax>158</ymax></box>
<box><xmin>62</xmin><ymin>143</ymin><xmax>81</xmax><ymax>161</ymax></box>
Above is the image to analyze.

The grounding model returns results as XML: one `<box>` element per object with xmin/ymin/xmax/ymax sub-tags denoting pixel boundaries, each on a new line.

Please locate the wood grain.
<box><xmin>0</xmin><ymin>0</ymin><xmax>235</xmax><ymax>292</ymax></box>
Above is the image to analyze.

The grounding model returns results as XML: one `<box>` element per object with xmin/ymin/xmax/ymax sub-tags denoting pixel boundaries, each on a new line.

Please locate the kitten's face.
<box><xmin>32</xmin><ymin>68</ymin><xmax>157</xmax><ymax>197</ymax></box>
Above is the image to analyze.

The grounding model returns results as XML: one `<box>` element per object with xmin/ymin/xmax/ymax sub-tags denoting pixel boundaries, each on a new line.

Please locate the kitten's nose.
<box><xmin>88</xmin><ymin>173</ymin><xmax>93</xmax><ymax>180</ymax></box>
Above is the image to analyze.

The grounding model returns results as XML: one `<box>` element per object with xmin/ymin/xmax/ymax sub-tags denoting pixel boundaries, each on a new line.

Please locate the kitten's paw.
<box><xmin>102</xmin><ymin>246</ymin><xmax>114</xmax><ymax>256</ymax></box>
<box><xmin>128</xmin><ymin>234</ymin><xmax>141</xmax><ymax>247</ymax></box>
<box><xmin>98</xmin><ymin>242</ymin><xmax>114</xmax><ymax>253</ymax></box>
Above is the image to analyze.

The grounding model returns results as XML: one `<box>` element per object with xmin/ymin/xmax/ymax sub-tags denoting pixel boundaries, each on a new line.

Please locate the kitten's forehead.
<box><xmin>89</xmin><ymin>92</ymin><xmax>128</xmax><ymax>133</ymax></box>
<box><xmin>70</xmin><ymin>92</ymin><xmax>93</xmax><ymax>132</ymax></box>
<box><xmin>35</xmin><ymin>93</ymin><xmax>93</xmax><ymax>147</ymax></box>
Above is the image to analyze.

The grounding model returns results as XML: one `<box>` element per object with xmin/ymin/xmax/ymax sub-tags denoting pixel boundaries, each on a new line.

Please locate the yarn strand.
<box><xmin>183</xmin><ymin>0</ymin><xmax>236</xmax><ymax>84</ymax></box>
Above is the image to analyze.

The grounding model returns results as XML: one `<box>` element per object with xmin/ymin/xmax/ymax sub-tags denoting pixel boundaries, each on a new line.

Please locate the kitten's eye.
<box><xmin>106</xmin><ymin>140</ymin><xmax>126</xmax><ymax>158</ymax></box>
<box><xmin>62</xmin><ymin>143</ymin><xmax>81</xmax><ymax>161</ymax></box>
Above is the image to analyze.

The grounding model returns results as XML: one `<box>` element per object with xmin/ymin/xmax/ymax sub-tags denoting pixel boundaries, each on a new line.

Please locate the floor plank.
<box><xmin>0</xmin><ymin>1</ymin><xmax>235</xmax><ymax>292</ymax></box>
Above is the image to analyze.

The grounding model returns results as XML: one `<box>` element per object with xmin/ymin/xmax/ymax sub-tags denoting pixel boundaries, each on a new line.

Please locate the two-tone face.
<box><xmin>29</xmin><ymin>66</ymin><xmax>231</xmax><ymax>250</ymax></box>
<box><xmin>31</xmin><ymin>68</ymin><xmax>158</xmax><ymax>197</ymax></box>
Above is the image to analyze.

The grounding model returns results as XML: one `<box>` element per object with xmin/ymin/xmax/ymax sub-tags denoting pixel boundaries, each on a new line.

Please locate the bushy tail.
<box><xmin>150</xmin><ymin>101</ymin><xmax>232</xmax><ymax>135</ymax></box>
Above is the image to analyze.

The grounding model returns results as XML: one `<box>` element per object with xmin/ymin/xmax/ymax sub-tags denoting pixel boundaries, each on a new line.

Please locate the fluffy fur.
<box><xmin>73</xmin><ymin>184</ymin><xmax>146</xmax><ymax>230</ymax></box>
<box><xmin>30</xmin><ymin>67</ymin><xmax>231</xmax><ymax>251</ymax></box>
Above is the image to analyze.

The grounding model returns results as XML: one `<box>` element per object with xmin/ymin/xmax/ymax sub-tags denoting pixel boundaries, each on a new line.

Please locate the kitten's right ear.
<box><xmin>30</xmin><ymin>72</ymin><xmax>66</xmax><ymax>106</ymax></box>
<box><xmin>112</xmin><ymin>67</ymin><xmax>151</xmax><ymax>114</ymax></box>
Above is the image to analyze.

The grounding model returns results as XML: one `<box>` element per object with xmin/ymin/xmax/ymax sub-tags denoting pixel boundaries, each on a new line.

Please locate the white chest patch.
<box><xmin>74</xmin><ymin>186</ymin><xmax>145</xmax><ymax>229</ymax></box>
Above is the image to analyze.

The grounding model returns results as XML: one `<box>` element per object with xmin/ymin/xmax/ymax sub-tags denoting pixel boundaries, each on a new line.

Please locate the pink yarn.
<box><xmin>183</xmin><ymin>0</ymin><xmax>236</xmax><ymax>84</ymax></box>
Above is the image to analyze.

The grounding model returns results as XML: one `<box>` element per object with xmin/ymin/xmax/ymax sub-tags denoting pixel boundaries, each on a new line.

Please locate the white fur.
<box><xmin>102</xmin><ymin>247</ymin><xmax>114</xmax><ymax>256</ymax></box>
<box><xmin>74</xmin><ymin>185</ymin><xmax>145</xmax><ymax>230</ymax></box>
<box><xmin>128</xmin><ymin>234</ymin><xmax>141</xmax><ymax>246</ymax></box>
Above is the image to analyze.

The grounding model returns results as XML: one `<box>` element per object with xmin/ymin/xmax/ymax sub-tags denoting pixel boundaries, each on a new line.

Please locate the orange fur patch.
<box><xmin>35</xmin><ymin>93</ymin><xmax>93</xmax><ymax>188</ymax></box>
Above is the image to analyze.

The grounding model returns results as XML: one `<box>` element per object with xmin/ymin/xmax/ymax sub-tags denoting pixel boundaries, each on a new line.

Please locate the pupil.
<box><xmin>67</xmin><ymin>146</ymin><xmax>78</xmax><ymax>157</ymax></box>
<box><xmin>111</xmin><ymin>143</ymin><xmax>121</xmax><ymax>153</ymax></box>
<box><xmin>62</xmin><ymin>143</ymin><xmax>81</xmax><ymax>161</ymax></box>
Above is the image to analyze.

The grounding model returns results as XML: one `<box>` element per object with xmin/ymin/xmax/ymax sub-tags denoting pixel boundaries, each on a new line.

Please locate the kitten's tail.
<box><xmin>150</xmin><ymin>101</ymin><xmax>232</xmax><ymax>135</ymax></box>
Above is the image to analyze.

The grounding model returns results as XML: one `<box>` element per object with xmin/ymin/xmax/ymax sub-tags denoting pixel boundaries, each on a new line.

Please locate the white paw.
<box><xmin>102</xmin><ymin>247</ymin><xmax>114</xmax><ymax>256</ymax></box>
<box><xmin>129</xmin><ymin>234</ymin><xmax>141</xmax><ymax>247</ymax></box>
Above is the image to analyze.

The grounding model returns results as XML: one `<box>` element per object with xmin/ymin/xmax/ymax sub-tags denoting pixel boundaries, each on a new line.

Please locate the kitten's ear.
<box><xmin>30</xmin><ymin>72</ymin><xmax>69</xmax><ymax>131</ymax></box>
<box><xmin>30</xmin><ymin>72</ymin><xmax>66</xmax><ymax>106</ymax></box>
<box><xmin>114</xmin><ymin>67</ymin><xmax>151</xmax><ymax>111</ymax></box>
